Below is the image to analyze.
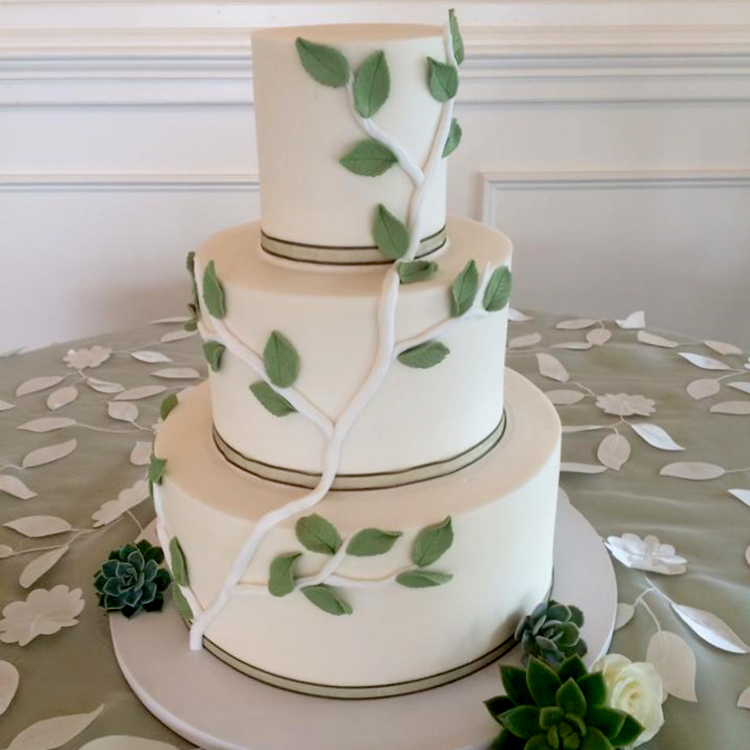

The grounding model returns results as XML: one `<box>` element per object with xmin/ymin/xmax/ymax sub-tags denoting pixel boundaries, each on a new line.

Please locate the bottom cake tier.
<box><xmin>153</xmin><ymin>368</ymin><xmax>561</xmax><ymax>697</ymax></box>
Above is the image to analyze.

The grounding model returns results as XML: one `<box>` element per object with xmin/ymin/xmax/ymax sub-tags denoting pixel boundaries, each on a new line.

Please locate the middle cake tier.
<box><xmin>195</xmin><ymin>215</ymin><xmax>512</xmax><ymax>482</ymax></box>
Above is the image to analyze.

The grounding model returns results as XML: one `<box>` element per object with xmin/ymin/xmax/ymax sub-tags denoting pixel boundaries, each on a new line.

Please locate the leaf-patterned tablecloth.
<box><xmin>0</xmin><ymin>311</ymin><xmax>748</xmax><ymax>749</ymax></box>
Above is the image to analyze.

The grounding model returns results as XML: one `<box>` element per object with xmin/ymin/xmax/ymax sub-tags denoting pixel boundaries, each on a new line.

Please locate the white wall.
<box><xmin>2</xmin><ymin>1</ymin><xmax>750</xmax><ymax>351</ymax></box>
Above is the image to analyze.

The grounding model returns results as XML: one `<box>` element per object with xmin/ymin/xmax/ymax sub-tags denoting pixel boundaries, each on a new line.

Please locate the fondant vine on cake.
<box><xmin>153</xmin><ymin>12</ymin><xmax>513</xmax><ymax>640</ymax></box>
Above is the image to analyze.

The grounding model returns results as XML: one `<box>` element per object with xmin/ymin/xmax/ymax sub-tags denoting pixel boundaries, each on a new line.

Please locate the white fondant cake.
<box><xmin>152</xmin><ymin>18</ymin><xmax>562</xmax><ymax>697</ymax></box>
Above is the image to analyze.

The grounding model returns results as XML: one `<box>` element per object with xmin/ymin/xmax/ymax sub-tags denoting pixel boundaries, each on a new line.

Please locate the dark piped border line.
<box><xmin>261</xmin><ymin>224</ymin><xmax>446</xmax><ymax>251</ymax></box>
<box><xmin>212</xmin><ymin>412</ymin><xmax>507</xmax><ymax>492</ymax></box>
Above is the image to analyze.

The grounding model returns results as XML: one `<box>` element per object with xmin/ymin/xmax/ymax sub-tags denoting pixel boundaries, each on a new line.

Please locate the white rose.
<box><xmin>594</xmin><ymin>654</ymin><xmax>666</xmax><ymax>747</ymax></box>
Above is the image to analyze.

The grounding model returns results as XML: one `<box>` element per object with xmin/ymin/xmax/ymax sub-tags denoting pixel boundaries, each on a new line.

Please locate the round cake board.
<box><xmin>111</xmin><ymin>493</ymin><xmax>617</xmax><ymax>750</ymax></box>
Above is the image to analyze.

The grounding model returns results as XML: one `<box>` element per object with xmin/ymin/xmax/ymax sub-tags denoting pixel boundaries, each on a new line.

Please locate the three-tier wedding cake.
<box><xmin>151</xmin><ymin>18</ymin><xmax>562</xmax><ymax>699</ymax></box>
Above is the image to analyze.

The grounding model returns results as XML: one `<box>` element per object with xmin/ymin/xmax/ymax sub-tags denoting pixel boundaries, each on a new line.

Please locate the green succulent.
<box><xmin>516</xmin><ymin>600</ymin><xmax>587</xmax><ymax>667</ymax></box>
<box><xmin>94</xmin><ymin>541</ymin><xmax>172</xmax><ymax>618</ymax></box>
<box><xmin>485</xmin><ymin>656</ymin><xmax>643</xmax><ymax>750</ymax></box>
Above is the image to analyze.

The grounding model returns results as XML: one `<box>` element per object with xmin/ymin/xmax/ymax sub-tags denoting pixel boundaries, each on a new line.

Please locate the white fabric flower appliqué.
<box><xmin>63</xmin><ymin>346</ymin><xmax>112</xmax><ymax>370</ymax></box>
<box><xmin>605</xmin><ymin>533</ymin><xmax>687</xmax><ymax>575</ymax></box>
<box><xmin>0</xmin><ymin>585</ymin><xmax>85</xmax><ymax>646</ymax></box>
<box><xmin>596</xmin><ymin>393</ymin><xmax>656</xmax><ymax>417</ymax></box>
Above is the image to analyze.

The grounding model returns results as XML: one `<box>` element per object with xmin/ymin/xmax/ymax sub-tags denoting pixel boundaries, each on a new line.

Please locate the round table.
<box><xmin>1</xmin><ymin>309</ymin><xmax>748</xmax><ymax>749</ymax></box>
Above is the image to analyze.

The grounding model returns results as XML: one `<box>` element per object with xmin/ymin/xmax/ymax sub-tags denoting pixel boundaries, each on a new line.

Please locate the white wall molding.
<box><xmin>0</xmin><ymin>172</ymin><xmax>260</xmax><ymax>191</ymax></box>
<box><xmin>3</xmin><ymin>25</ymin><xmax>750</xmax><ymax>106</ymax></box>
<box><xmin>479</xmin><ymin>168</ymin><xmax>750</xmax><ymax>225</ymax></box>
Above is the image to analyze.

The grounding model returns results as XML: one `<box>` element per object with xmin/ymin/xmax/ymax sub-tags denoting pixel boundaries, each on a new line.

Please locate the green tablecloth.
<box><xmin>1</xmin><ymin>311</ymin><xmax>748</xmax><ymax>749</ymax></box>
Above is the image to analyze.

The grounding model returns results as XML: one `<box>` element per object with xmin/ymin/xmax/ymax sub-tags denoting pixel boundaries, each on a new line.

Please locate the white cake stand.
<box><xmin>111</xmin><ymin>494</ymin><xmax>616</xmax><ymax>750</ymax></box>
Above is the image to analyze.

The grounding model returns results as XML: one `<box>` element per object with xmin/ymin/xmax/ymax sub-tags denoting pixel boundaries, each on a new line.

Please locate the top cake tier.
<box><xmin>252</xmin><ymin>24</ymin><xmax>448</xmax><ymax>261</ymax></box>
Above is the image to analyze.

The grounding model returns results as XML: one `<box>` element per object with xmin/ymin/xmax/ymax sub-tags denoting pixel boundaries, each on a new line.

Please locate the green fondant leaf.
<box><xmin>250</xmin><ymin>381</ymin><xmax>296</xmax><ymax>417</ymax></box>
<box><xmin>556</xmin><ymin>678</ymin><xmax>587</xmax><ymax>716</ymax></box>
<box><xmin>449</xmin><ymin>9</ymin><xmax>465</xmax><ymax>65</ymax></box>
<box><xmin>295</xmin><ymin>514</ymin><xmax>342</xmax><ymax>556</ymax></box>
<box><xmin>354</xmin><ymin>50</ymin><xmax>390</xmax><ymax>117</ymax></box>
<box><xmin>398</xmin><ymin>260</ymin><xmax>438</xmax><ymax>285</ymax></box>
<box><xmin>340</xmin><ymin>139</ymin><xmax>398</xmax><ymax>177</ymax></box>
<box><xmin>159</xmin><ymin>393</ymin><xmax>178</xmax><ymax>420</ymax></box>
<box><xmin>149</xmin><ymin>456</ymin><xmax>167</xmax><ymax>485</ymax></box>
<box><xmin>499</xmin><ymin>706</ymin><xmax>541</xmax><ymax>740</ymax></box>
<box><xmin>588</xmin><ymin>707</ymin><xmax>626</xmax><ymax>742</ymax></box>
<box><xmin>397</xmin><ymin>341</ymin><xmax>450</xmax><ymax>369</ymax></box>
<box><xmin>263</xmin><ymin>331</ymin><xmax>300</xmax><ymax>388</ymax></box>
<box><xmin>451</xmin><ymin>259</ymin><xmax>478</xmax><ymax>316</ymax></box>
<box><xmin>172</xmin><ymin>585</ymin><xmax>193</xmax><ymax>622</ymax></box>
<box><xmin>485</xmin><ymin>695</ymin><xmax>515</xmax><ymax>722</ymax></box>
<box><xmin>396</xmin><ymin>569</ymin><xmax>453</xmax><ymax>588</ymax></box>
<box><xmin>427</xmin><ymin>57</ymin><xmax>459</xmax><ymax>102</ymax></box>
<box><xmin>527</xmin><ymin>658</ymin><xmax>562</xmax><ymax>707</ymax></box>
<box><xmin>501</xmin><ymin>665</ymin><xmax>534</xmax><ymax>706</ymax></box>
<box><xmin>268</xmin><ymin>552</ymin><xmax>302</xmax><ymax>597</ymax></box>
<box><xmin>373</xmin><ymin>204</ymin><xmax>410</xmax><ymax>259</ymax></box>
<box><xmin>203</xmin><ymin>341</ymin><xmax>226</xmax><ymax>372</ymax></box>
<box><xmin>301</xmin><ymin>584</ymin><xmax>352</xmax><ymax>615</ymax></box>
<box><xmin>183</xmin><ymin>317</ymin><xmax>198</xmax><ymax>332</ymax></box>
<box><xmin>577</xmin><ymin>672</ymin><xmax>606</xmax><ymax>708</ymax></box>
<box><xmin>169</xmin><ymin>537</ymin><xmax>188</xmax><ymax>586</ymax></box>
<box><xmin>610</xmin><ymin>713</ymin><xmax>644</xmax><ymax>747</ymax></box>
<box><xmin>483</xmin><ymin>266</ymin><xmax>512</xmax><ymax>312</ymax></box>
<box><xmin>558</xmin><ymin>656</ymin><xmax>587</xmax><ymax>684</ymax></box>
<box><xmin>202</xmin><ymin>260</ymin><xmax>226</xmax><ymax>319</ymax></box>
<box><xmin>412</xmin><ymin>516</ymin><xmax>453</xmax><ymax>567</ymax></box>
<box><xmin>295</xmin><ymin>37</ymin><xmax>350</xmax><ymax>88</ymax></box>
<box><xmin>346</xmin><ymin>528</ymin><xmax>403</xmax><ymax>557</ymax></box>
<box><xmin>442</xmin><ymin>118</ymin><xmax>462</xmax><ymax>157</ymax></box>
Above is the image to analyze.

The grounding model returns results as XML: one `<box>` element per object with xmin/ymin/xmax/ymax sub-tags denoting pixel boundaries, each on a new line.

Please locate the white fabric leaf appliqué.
<box><xmin>507</xmin><ymin>308</ymin><xmax>533</xmax><ymax>322</ymax></box>
<box><xmin>616</xmin><ymin>311</ymin><xmax>646</xmax><ymax>329</ymax></box>
<box><xmin>637</xmin><ymin>330</ymin><xmax>678</xmax><ymax>348</ymax></box>
<box><xmin>587</xmin><ymin>328</ymin><xmax>612</xmax><ymax>346</ymax></box>
<box><xmin>5</xmin><ymin>705</ymin><xmax>103</xmax><ymax>750</ymax></box>
<box><xmin>552</xmin><ymin>342</ymin><xmax>592</xmax><ymax>351</ymax></box>
<box><xmin>671</xmin><ymin>603</ymin><xmax>750</xmax><ymax>654</ymax></box>
<box><xmin>0</xmin><ymin>546</ymin><xmax>12</xmax><ymax>558</ymax></box>
<box><xmin>21</xmin><ymin>438</ymin><xmax>77</xmax><ymax>469</ymax></box>
<box><xmin>660</xmin><ymin>462</ymin><xmax>725</xmax><ymax>480</ymax></box>
<box><xmin>160</xmin><ymin>329</ymin><xmax>196</xmax><ymax>344</ymax></box>
<box><xmin>728</xmin><ymin>489</ymin><xmax>750</xmax><ymax>508</ymax></box>
<box><xmin>556</xmin><ymin>318</ymin><xmax>598</xmax><ymax>330</ymax></box>
<box><xmin>4</xmin><ymin>516</ymin><xmax>72</xmax><ymax>537</ymax></box>
<box><xmin>560</xmin><ymin>462</ymin><xmax>608</xmax><ymax>474</ymax></box>
<box><xmin>131</xmin><ymin>350</ymin><xmax>173</xmax><ymax>363</ymax></box>
<box><xmin>562</xmin><ymin>425</ymin><xmax>606</xmax><ymax>434</ymax></box>
<box><xmin>597</xmin><ymin>433</ymin><xmax>631</xmax><ymax>471</ymax></box>
<box><xmin>46</xmin><ymin>385</ymin><xmax>78</xmax><ymax>411</ymax></box>
<box><xmin>678</xmin><ymin>352</ymin><xmax>731</xmax><ymax>371</ymax></box>
<box><xmin>508</xmin><ymin>332</ymin><xmax>541</xmax><ymax>349</ymax></box>
<box><xmin>727</xmin><ymin>381</ymin><xmax>750</xmax><ymax>395</ymax></box>
<box><xmin>151</xmin><ymin>315</ymin><xmax>191</xmax><ymax>324</ymax></box>
<box><xmin>130</xmin><ymin>441</ymin><xmax>152</xmax><ymax>466</ymax></box>
<box><xmin>114</xmin><ymin>385</ymin><xmax>168</xmax><ymax>401</ymax></box>
<box><xmin>20</xmin><ymin>547</ymin><xmax>68</xmax><ymax>589</ymax></box>
<box><xmin>63</xmin><ymin>346</ymin><xmax>112</xmax><ymax>370</ymax></box>
<box><xmin>536</xmin><ymin>353</ymin><xmax>569</xmax><ymax>383</ymax></box>
<box><xmin>630</xmin><ymin>423</ymin><xmax>684</xmax><ymax>451</ymax></box>
<box><xmin>614</xmin><ymin>602</ymin><xmax>635</xmax><ymax>630</ymax></box>
<box><xmin>0</xmin><ymin>585</ymin><xmax>85</xmax><ymax>646</ymax></box>
<box><xmin>704</xmin><ymin>340</ymin><xmax>743</xmax><ymax>356</ymax></box>
<box><xmin>738</xmin><ymin>686</ymin><xmax>750</xmax><ymax>710</ymax></box>
<box><xmin>86</xmin><ymin>378</ymin><xmax>125</xmax><ymax>394</ymax></box>
<box><xmin>545</xmin><ymin>390</ymin><xmax>585</xmax><ymax>406</ymax></box>
<box><xmin>686</xmin><ymin>378</ymin><xmax>721</xmax><ymax>400</ymax></box>
<box><xmin>646</xmin><ymin>630</ymin><xmax>698</xmax><ymax>702</ymax></box>
<box><xmin>151</xmin><ymin>367</ymin><xmax>201</xmax><ymax>380</ymax></box>
<box><xmin>605</xmin><ymin>533</ymin><xmax>687</xmax><ymax>575</ymax></box>
<box><xmin>0</xmin><ymin>475</ymin><xmax>36</xmax><ymax>500</ymax></box>
<box><xmin>15</xmin><ymin>375</ymin><xmax>66</xmax><ymax>397</ymax></box>
<box><xmin>107</xmin><ymin>401</ymin><xmax>139</xmax><ymax>423</ymax></box>
<box><xmin>0</xmin><ymin>659</ymin><xmax>19</xmax><ymax>716</ymax></box>
<box><xmin>92</xmin><ymin>480</ymin><xmax>150</xmax><ymax>528</ymax></box>
<box><xmin>0</xmin><ymin>399</ymin><xmax>15</xmax><ymax>411</ymax></box>
<box><xmin>18</xmin><ymin>417</ymin><xmax>77</xmax><ymax>433</ymax></box>
<box><xmin>710</xmin><ymin>401</ymin><xmax>750</xmax><ymax>416</ymax></box>
<box><xmin>79</xmin><ymin>738</ymin><xmax>185</xmax><ymax>750</ymax></box>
